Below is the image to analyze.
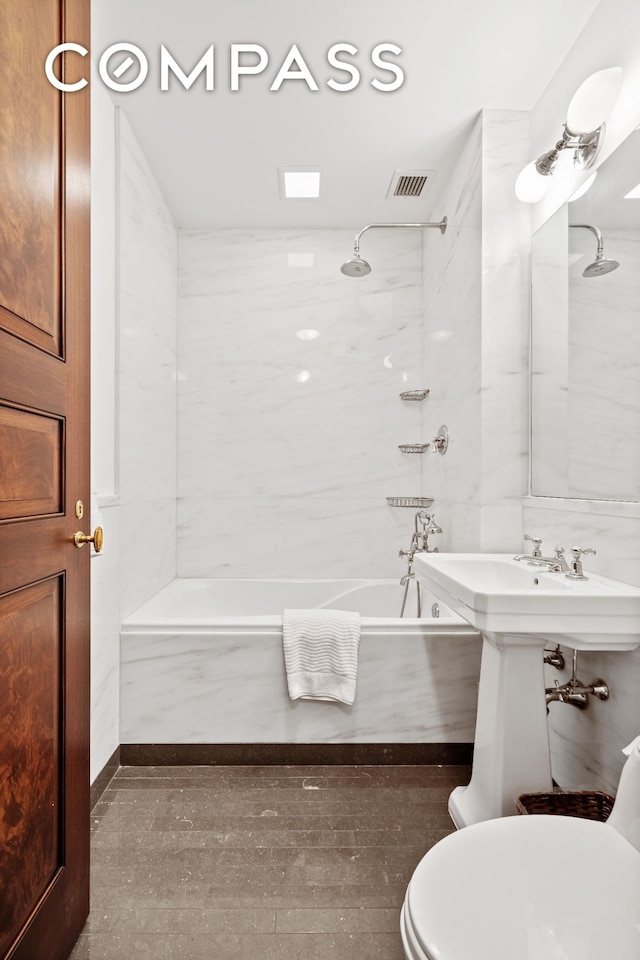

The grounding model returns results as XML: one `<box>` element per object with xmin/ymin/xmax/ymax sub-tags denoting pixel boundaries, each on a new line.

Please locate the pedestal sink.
<box><xmin>413</xmin><ymin>553</ymin><xmax>640</xmax><ymax>828</ymax></box>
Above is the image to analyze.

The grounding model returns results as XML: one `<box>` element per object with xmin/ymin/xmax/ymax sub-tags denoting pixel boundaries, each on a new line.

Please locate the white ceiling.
<box><xmin>92</xmin><ymin>0</ymin><xmax>601</xmax><ymax>228</ymax></box>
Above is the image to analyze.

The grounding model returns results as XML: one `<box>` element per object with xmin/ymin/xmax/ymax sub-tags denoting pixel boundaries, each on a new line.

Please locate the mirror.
<box><xmin>531</xmin><ymin>130</ymin><xmax>640</xmax><ymax>500</ymax></box>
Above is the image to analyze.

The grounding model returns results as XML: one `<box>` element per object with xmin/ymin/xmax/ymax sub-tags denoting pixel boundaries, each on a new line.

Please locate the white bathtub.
<box><xmin>120</xmin><ymin>578</ymin><xmax>481</xmax><ymax>745</ymax></box>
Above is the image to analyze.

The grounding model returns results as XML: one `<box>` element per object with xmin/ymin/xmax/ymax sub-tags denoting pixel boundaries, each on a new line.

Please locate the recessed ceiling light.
<box><xmin>295</xmin><ymin>369</ymin><xmax>311</xmax><ymax>383</ymax></box>
<box><xmin>279</xmin><ymin>167</ymin><xmax>326</xmax><ymax>200</ymax></box>
<box><xmin>429</xmin><ymin>330</ymin><xmax>454</xmax><ymax>342</ymax></box>
<box><xmin>296</xmin><ymin>329</ymin><xmax>320</xmax><ymax>340</ymax></box>
<box><xmin>624</xmin><ymin>181</ymin><xmax>640</xmax><ymax>198</ymax></box>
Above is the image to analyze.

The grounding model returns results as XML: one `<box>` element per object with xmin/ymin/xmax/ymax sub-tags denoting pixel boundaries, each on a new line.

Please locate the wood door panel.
<box><xmin>0</xmin><ymin>1</ymin><xmax>62</xmax><ymax>356</ymax></box>
<box><xmin>0</xmin><ymin>578</ymin><xmax>63</xmax><ymax>957</ymax></box>
<box><xmin>0</xmin><ymin>0</ymin><xmax>90</xmax><ymax>956</ymax></box>
<box><xmin>0</xmin><ymin>406</ymin><xmax>63</xmax><ymax>520</ymax></box>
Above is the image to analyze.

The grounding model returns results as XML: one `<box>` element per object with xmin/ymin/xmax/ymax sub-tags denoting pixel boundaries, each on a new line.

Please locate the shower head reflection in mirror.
<box><xmin>569</xmin><ymin>223</ymin><xmax>620</xmax><ymax>276</ymax></box>
<box><xmin>531</xmin><ymin>128</ymin><xmax>640</xmax><ymax>501</ymax></box>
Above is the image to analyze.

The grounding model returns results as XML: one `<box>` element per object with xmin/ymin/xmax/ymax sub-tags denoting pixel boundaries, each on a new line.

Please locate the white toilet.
<box><xmin>401</xmin><ymin>738</ymin><xmax>640</xmax><ymax>960</ymax></box>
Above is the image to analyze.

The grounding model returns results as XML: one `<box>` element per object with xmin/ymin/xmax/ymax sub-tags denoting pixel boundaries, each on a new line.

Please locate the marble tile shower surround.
<box><xmin>421</xmin><ymin>110</ymin><xmax>530</xmax><ymax>554</ymax></box>
<box><xmin>177</xmin><ymin>229</ymin><xmax>425</xmax><ymax>578</ymax></box>
<box><xmin>117</xmin><ymin>111</ymin><xmax>178</xmax><ymax>618</ymax></box>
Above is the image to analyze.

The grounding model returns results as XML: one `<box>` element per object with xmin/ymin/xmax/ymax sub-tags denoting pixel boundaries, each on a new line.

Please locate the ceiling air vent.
<box><xmin>386</xmin><ymin>169</ymin><xmax>435</xmax><ymax>200</ymax></box>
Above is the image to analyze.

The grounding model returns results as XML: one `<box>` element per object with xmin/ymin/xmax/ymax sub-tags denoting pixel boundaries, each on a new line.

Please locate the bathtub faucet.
<box><xmin>399</xmin><ymin>513</ymin><xmax>443</xmax><ymax>616</ymax></box>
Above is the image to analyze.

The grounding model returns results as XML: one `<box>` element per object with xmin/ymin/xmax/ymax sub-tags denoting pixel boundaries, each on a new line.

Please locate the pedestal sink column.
<box><xmin>449</xmin><ymin>632</ymin><xmax>553</xmax><ymax>829</ymax></box>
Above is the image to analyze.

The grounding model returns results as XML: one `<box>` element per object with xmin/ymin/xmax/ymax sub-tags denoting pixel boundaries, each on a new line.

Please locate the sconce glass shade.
<box><xmin>515</xmin><ymin>161</ymin><xmax>551</xmax><ymax>203</ymax></box>
<box><xmin>566</xmin><ymin>67</ymin><xmax>623</xmax><ymax>134</ymax></box>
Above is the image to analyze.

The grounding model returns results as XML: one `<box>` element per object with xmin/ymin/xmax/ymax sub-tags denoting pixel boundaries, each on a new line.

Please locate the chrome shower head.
<box><xmin>582</xmin><ymin>255</ymin><xmax>620</xmax><ymax>277</ymax></box>
<box><xmin>340</xmin><ymin>219</ymin><xmax>447</xmax><ymax>277</ymax></box>
<box><xmin>340</xmin><ymin>255</ymin><xmax>371</xmax><ymax>277</ymax></box>
<box><xmin>569</xmin><ymin>223</ymin><xmax>620</xmax><ymax>278</ymax></box>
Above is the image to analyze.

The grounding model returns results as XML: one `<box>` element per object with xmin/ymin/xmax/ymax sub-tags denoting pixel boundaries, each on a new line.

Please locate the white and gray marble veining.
<box><xmin>421</xmin><ymin>110</ymin><xmax>529</xmax><ymax>553</ymax></box>
<box><xmin>178</xmin><ymin>497</ymin><xmax>424</xmax><ymax>580</ymax></box>
<box><xmin>177</xmin><ymin>228</ymin><xmax>425</xmax><ymax>577</ymax></box>
<box><xmin>120</xmin><ymin>498</ymin><xmax>177</xmax><ymax>620</ymax></box>
<box><xmin>116</xmin><ymin>110</ymin><xmax>178</xmax><ymax>614</ymax></box>
<box><xmin>120</xmin><ymin>627</ymin><xmax>481</xmax><ymax>745</ymax></box>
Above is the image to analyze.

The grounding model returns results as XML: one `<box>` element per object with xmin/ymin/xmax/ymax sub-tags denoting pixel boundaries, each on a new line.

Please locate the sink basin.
<box><xmin>413</xmin><ymin>553</ymin><xmax>640</xmax><ymax>650</ymax></box>
<box><xmin>412</xmin><ymin>553</ymin><xmax>640</xmax><ymax>827</ymax></box>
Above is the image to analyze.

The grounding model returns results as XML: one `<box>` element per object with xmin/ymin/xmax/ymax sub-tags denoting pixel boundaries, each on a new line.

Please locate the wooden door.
<box><xmin>0</xmin><ymin>1</ymin><xmax>91</xmax><ymax>958</ymax></box>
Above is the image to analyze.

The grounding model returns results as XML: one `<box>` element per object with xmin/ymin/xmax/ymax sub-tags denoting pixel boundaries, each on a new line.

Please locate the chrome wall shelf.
<box><xmin>386</xmin><ymin>497</ymin><xmax>434</xmax><ymax>509</ymax></box>
<box><xmin>399</xmin><ymin>389</ymin><xmax>429</xmax><ymax>401</ymax></box>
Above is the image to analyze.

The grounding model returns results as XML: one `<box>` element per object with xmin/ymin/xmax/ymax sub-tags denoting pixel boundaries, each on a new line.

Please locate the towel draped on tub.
<box><xmin>282</xmin><ymin>608</ymin><xmax>361</xmax><ymax>705</ymax></box>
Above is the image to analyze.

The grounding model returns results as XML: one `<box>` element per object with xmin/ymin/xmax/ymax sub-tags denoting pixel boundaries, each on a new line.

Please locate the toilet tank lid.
<box><xmin>406</xmin><ymin>815</ymin><xmax>640</xmax><ymax>960</ymax></box>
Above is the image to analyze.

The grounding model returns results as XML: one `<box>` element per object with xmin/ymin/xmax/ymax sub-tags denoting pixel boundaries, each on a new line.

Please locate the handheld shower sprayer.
<box><xmin>340</xmin><ymin>218</ymin><xmax>448</xmax><ymax>277</ymax></box>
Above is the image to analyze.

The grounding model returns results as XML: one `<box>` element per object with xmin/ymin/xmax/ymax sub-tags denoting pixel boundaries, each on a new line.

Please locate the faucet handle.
<box><xmin>571</xmin><ymin>547</ymin><xmax>596</xmax><ymax>559</ymax></box>
<box><xmin>566</xmin><ymin>547</ymin><xmax>596</xmax><ymax>581</ymax></box>
<box><xmin>524</xmin><ymin>534</ymin><xmax>542</xmax><ymax>558</ymax></box>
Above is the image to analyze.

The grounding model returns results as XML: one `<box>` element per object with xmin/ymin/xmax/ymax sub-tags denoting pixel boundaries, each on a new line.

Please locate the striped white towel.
<box><xmin>283</xmin><ymin>609</ymin><xmax>361</xmax><ymax>705</ymax></box>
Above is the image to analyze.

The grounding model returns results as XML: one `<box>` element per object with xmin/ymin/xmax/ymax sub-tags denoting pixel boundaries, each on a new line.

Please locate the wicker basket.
<box><xmin>516</xmin><ymin>790</ymin><xmax>614</xmax><ymax>821</ymax></box>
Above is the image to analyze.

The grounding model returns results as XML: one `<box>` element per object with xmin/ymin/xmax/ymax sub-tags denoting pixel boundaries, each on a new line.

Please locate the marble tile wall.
<box><xmin>478</xmin><ymin>111</ymin><xmax>531</xmax><ymax>547</ymax></box>
<box><xmin>531</xmin><ymin>208</ymin><xmax>570</xmax><ymax>497</ymax></box>
<box><xmin>117</xmin><ymin>110</ymin><xmax>178</xmax><ymax>619</ymax></box>
<box><xmin>421</xmin><ymin>110</ymin><xmax>530</xmax><ymax>553</ymax></box>
<box><xmin>420</xmin><ymin>116</ymin><xmax>482</xmax><ymax>550</ymax></box>
<box><xmin>177</xmin><ymin>228</ymin><xmax>426</xmax><ymax>578</ymax></box>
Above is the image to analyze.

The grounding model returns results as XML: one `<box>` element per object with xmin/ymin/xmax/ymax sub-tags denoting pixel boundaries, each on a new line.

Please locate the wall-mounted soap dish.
<box><xmin>399</xmin><ymin>443</ymin><xmax>430</xmax><ymax>454</ymax></box>
<box><xmin>387</xmin><ymin>497</ymin><xmax>434</xmax><ymax>508</ymax></box>
<box><xmin>400</xmin><ymin>389</ymin><xmax>429</xmax><ymax>402</ymax></box>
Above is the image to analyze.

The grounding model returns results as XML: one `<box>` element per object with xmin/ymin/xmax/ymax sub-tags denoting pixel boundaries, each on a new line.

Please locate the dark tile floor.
<box><xmin>70</xmin><ymin>763</ymin><xmax>470</xmax><ymax>960</ymax></box>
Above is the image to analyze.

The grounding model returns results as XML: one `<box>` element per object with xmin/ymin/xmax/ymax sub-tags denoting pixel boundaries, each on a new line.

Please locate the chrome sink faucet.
<box><xmin>513</xmin><ymin>536</ymin><xmax>570</xmax><ymax>573</ymax></box>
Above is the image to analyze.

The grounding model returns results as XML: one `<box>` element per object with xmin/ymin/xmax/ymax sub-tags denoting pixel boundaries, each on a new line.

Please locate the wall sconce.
<box><xmin>515</xmin><ymin>67</ymin><xmax>623</xmax><ymax>203</ymax></box>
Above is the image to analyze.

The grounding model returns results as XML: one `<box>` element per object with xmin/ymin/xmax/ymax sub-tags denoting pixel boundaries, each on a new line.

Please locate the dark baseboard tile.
<box><xmin>119</xmin><ymin>742</ymin><xmax>473</xmax><ymax>767</ymax></box>
<box><xmin>90</xmin><ymin>745</ymin><xmax>121</xmax><ymax>811</ymax></box>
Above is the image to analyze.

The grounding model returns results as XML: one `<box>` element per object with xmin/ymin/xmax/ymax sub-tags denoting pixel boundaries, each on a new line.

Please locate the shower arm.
<box><xmin>569</xmin><ymin>223</ymin><xmax>604</xmax><ymax>258</ymax></box>
<box><xmin>352</xmin><ymin>219</ymin><xmax>447</xmax><ymax>256</ymax></box>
